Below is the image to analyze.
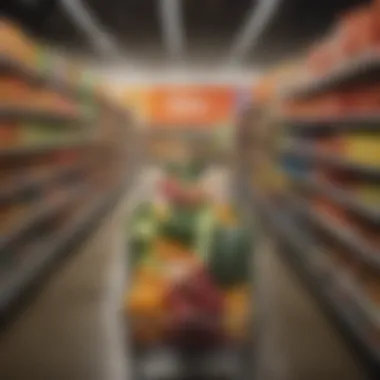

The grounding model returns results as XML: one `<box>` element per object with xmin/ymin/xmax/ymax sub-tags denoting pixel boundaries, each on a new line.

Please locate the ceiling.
<box><xmin>0</xmin><ymin>0</ymin><xmax>371</xmax><ymax>70</ymax></box>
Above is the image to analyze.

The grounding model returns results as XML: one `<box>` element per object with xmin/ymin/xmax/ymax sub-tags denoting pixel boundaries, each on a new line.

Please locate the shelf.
<box><xmin>289</xmin><ymin>195</ymin><xmax>380</xmax><ymax>271</ymax></box>
<box><xmin>0</xmin><ymin>178</ymin><xmax>129</xmax><ymax>319</ymax></box>
<box><xmin>0</xmin><ymin>187</ymin><xmax>84</xmax><ymax>254</ymax></box>
<box><xmin>283</xmin><ymin>114</ymin><xmax>380</xmax><ymax>134</ymax></box>
<box><xmin>0</xmin><ymin>138</ymin><xmax>94</xmax><ymax>158</ymax></box>
<box><xmin>0</xmin><ymin>164</ymin><xmax>84</xmax><ymax>204</ymax></box>
<box><xmin>289</xmin><ymin>174</ymin><xmax>380</xmax><ymax>224</ymax></box>
<box><xmin>249</xmin><ymin>189</ymin><xmax>380</xmax><ymax>370</ymax></box>
<box><xmin>0</xmin><ymin>55</ymin><xmax>91</xmax><ymax>100</ymax></box>
<box><xmin>0</xmin><ymin>55</ymin><xmax>128</xmax><ymax>120</ymax></box>
<box><xmin>0</xmin><ymin>106</ymin><xmax>87</xmax><ymax>124</ymax></box>
<box><xmin>282</xmin><ymin>52</ymin><xmax>380</xmax><ymax>100</ymax></box>
<box><xmin>282</xmin><ymin>144</ymin><xmax>380</xmax><ymax>181</ymax></box>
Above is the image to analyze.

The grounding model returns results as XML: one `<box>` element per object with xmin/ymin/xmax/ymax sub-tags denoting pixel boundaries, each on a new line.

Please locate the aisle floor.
<box><xmin>256</xmin><ymin>238</ymin><xmax>367</xmax><ymax>380</ymax></box>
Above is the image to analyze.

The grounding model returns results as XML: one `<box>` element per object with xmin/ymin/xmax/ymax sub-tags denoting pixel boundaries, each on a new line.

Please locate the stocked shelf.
<box><xmin>0</xmin><ymin>106</ymin><xmax>89</xmax><ymax>124</ymax></box>
<box><xmin>282</xmin><ymin>144</ymin><xmax>380</xmax><ymax>181</ymax></box>
<box><xmin>0</xmin><ymin>54</ymin><xmax>125</xmax><ymax>115</ymax></box>
<box><xmin>0</xmin><ymin>179</ymin><xmax>130</xmax><ymax>319</ymax></box>
<box><xmin>0</xmin><ymin>185</ymin><xmax>85</xmax><ymax>254</ymax></box>
<box><xmin>0</xmin><ymin>54</ymin><xmax>93</xmax><ymax>101</ymax></box>
<box><xmin>282</xmin><ymin>52</ymin><xmax>380</xmax><ymax>101</ymax></box>
<box><xmin>248</xmin><ymin>187</ymin><xmax>380</xmax><ymax>371</ymax></box>
<box><xmin>0</xmin><ymin>138</ymin><xmax>95</xmax><ymax>158</ymax></box>
<box><xmin>289</xmin><ymin>194</ymin><xmax>380</xmax><ymax>271</ymax></box>
<box><xmin>0</xmin><ymin>165</ymin><xmax>72</xmax><ymax>204</ymax></box>
<box><xmin>283</xmin><ymin>114</ymin><xmax>380</xmax><ymax>134</ymax></box>
<box><xmin>289</xmin><ymin>174</ymin><xmax>380</xmax><ymax>224</ymax></box>
<box><xmin>0</xmin><ymin>21</ymin><xmax>137</xmax><ymax>331</ymax></box>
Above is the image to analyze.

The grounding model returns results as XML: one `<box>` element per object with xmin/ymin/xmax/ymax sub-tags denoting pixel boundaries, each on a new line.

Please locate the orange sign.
<box><xmin>148</xmin><ymin>86</ymin><xmax>234</xmax><ymax>126</ymax></box>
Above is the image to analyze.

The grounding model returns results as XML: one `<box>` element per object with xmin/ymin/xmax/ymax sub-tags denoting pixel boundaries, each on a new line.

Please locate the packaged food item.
<box><xmin>0</xmin><ymin>20</ymin><xmax>36</xmax><ymax>64</ymax></box>
<box><xmin>349</xmin><ymin>217</ymin><xmax>380</xmax><ymax>248</ymax></box>
<box><xmin>337</xmin><ymin>6</ymin><xmax>376</xmax><ymax>58</ymax></box>
<box><xmin>339</xmin><ymin>134</ymin><xmax>380</xmax><ymax>167</ymax></box>
<box><xmin>0</xmin><ymin>203</ymin><xmax>33</xmax><ymax>235</ymax></box>
<box><xmin>0</xmin><ymin>122</ymin><xmax>20</xmax><ymax>147</ymax></box>
<box><xmin>0</xmin><ymin>76</ymin><xmax>33</xmax><ymax>107</ymax></box>
<box><xmin>351</xmin><ymin>183</ymin><xmax>380</xmax><ymax>207</ymax></box>
<box><xmin>315</xmin><ymin>135</ymin><xmax>343</xmax><ymax>156</ymax></box>
<box><xmin>313</xmin><ymin>197</ymin><xmax>349</xmax><ymax>222</ymax></box>
<box><xmin>306</xmin><ymin>41</ymin><xmax>336</xmax><ymax>76</ymax></box>
<box><xmin>354</xmin><ymin>263</ymin><xmax>380</xmax><ymax>307</ymax></box>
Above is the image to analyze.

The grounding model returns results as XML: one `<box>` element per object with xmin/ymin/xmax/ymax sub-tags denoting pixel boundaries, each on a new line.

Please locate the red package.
<box><xmin>307</xmin><ymin>42</ymin><xmax>336</xmax><ymax>76</ymax></box>
<box><xmin>338</xmin><ymin>6</ymin><xmax>379</xmax><ymax>58</ymax></box>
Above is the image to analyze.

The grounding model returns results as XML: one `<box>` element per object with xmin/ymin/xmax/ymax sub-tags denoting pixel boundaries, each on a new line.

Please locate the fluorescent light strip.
<box><xmin>60</xmin><ymin>0</ymin><xmax>119</xmax><ymax>56</ymax></box>
<box><xmin>159</xmin><ymin>0</ymin><xmax>185</xmax><ymax>58</ymax></box>
<box><xmin>228</xmin><ymin>0</ymin><xmax>282</xmax><ymax>64</ymax></box>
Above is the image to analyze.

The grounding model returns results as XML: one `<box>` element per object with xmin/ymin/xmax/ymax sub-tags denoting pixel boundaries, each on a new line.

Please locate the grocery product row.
<box><xmin>282</xmin><ymin>0</ymin><xmax>380</xmax><ymax>101</ymax></box>
<box><xmin>241</xmin><ymin>1</ymin><xmax>380</xmax><ymax>376</ymax></box>
<box><xmin>123</xmin><ymin>161</ymin><xmax>254</xmax><ymax>380</ymax></box>
<box><xmin>0</xmin><ymin>20</ymin><xmax>136</xmax><ymax>326</ymax></box>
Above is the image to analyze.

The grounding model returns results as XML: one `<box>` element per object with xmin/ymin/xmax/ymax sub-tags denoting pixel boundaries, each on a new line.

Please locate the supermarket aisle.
<box><xmin>0</xmin><ymin>192</ymin><xmax>133</xmax><ymax>380</ymax></box>
<box><xmin>256</xmin><ymin>237</ymin><xmax>368</xmax><ymax>380</ymax></box>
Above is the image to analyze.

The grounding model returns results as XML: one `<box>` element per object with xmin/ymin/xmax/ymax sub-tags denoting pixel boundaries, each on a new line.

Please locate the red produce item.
<box><xmin>164</xmin><ymin>264</ymin><xmax>224</xmax><ymax>346</ymax></box>
<box><xmin>168</xmin><ymin>302</ymin><xmax>222</xmax><ymax>347</ymax></box>
<box><xmin>183</xmin><ymin>265</ymin><xmax>224</xmax><ymax>315</ymax></box>
<box><xmin>160</xmin><ymin>177</ymin><xmax>181</xmax><ymax>198</ymax></box>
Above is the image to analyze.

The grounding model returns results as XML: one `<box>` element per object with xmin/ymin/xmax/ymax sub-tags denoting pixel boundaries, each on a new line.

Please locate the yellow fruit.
<box><xmin>214</xmin><ymin>204</ymin><xmax>237</xmax><ymax>226</ymax></box>
<box><xmin>154</xmin><ymin>238</ymin><xmax>193</xmax><ymax>261</ymax></box>
<box><xmin>153</xmin><ymin>202</ymin><xmax>170</xmax><ymax>221</ymax></box>
<box><xmin>127</xmin><ymin>281</ymin><xmax>166</xmax><ymax>316</ymax></box>
<box><xmin>223</xmin><ymin>287</ymin><xmax>250</xmax><ymax>341</ymax></box>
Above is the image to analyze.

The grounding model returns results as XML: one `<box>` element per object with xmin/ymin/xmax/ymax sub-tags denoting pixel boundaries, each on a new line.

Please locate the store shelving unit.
<box><xmin>287</xmin><ymin>174</ymin><xmax>380</xmax><ymax>224</ymax></box>
<box><xmin>282</xmin><ymin>144</ymin><xmax>380</xmax><ymax>182</ymax></box>
<box><xmin>282</xmin><ymin>51</ymin><xmax>380</xmax><ymax>101</ymax></box>
<box><xmin>0</xmin><ymin>177</ymin><xmax>131</xmax><ymax>317</ymax></box>
<box><xmin>245</xmin><ymin>186</ymin><xmax>380</xmax><ymax>373</ymax></box>
<box><xmin>0</xmin><ymin>54</ymin><xmax>94</xmax><ymax>101</ymax></box>
<box><xmin>283</xmin><ymin>115</ymin><xmax>380</xmax><ymax>134</ymax></box>
<box><xmin>0</xmin><ymin>162</ymin><xmax>83</xmax><ymax>203</ymax></box>
<box><xmin>0</xmin><ymin>48</ymin><xmax>137</xmax><ymax>328</ymax></box>
<box><xmin>238</xmin><ymin>45</ymin><xmax>380</xmax><ymax>378</ymax></box>
<box><xmin>0</xmin><ymin>106</ymin><xmax>89</xmax><ymax>124</ymax></box>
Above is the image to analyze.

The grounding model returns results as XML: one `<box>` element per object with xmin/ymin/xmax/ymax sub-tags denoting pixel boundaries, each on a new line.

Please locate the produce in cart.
<box><xmin>125</xmin><ymin>164</ymin><xmax>253</xmax><ymax>349</ymax></box>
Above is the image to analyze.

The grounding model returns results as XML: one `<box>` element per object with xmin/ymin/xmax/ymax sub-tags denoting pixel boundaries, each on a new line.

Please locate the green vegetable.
<box><xmin>165</xmin><ymin>158</ymin><xmax>206</xmax><ymax>183</ymax></box>
<box><xmin>128</xmin><ymin>202</ymin><xmax>157</xmax><ymax>268</ymax></box>
<box><xmin>159</xmin><ymin>206</ymin><xmax>200</xmax><ymax>248</ymax></box>
<box><xmin>207</xmin><ymin>225</ymin><xmax>252</xmax><ymax>288</ymax></box>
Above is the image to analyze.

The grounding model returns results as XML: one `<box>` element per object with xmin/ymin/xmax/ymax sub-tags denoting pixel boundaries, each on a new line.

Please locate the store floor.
<box><xmin>0</xmin><ymin>170</ymin><xmax>370</xmax><ymax>380</ymax></box>
<box><xmin>255</xmin><ymin>237</ymin><xmax>368</xmax><ymax>380</ymax></box>
<box><xmin>0</xmin><ymin>187</ymin><xmax>136</xmax><ymax>380</ymax></box>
